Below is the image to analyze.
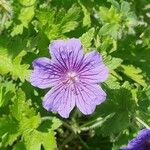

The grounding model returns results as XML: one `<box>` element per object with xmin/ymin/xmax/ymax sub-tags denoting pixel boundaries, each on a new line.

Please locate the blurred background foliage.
<box><xmin>0</xmin><ymin>0</ymin><xmax>150</xmax><ymax>149</ymax></box>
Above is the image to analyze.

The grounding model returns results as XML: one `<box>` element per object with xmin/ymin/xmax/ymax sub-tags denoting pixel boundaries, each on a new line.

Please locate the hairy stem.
<box><xmin>59</xmin><ymin>132</ymin><xmax>75</xmax><ymax>150</ymax></box>
<box><xmin>136</xmin><ymin>117</ymin><xmax>150</xmax><ymax>129</ymax></box>
<box><xmin>41</xmin><ymin>116</ymin><xmax>53</xmax><ymax>122</ymax></box>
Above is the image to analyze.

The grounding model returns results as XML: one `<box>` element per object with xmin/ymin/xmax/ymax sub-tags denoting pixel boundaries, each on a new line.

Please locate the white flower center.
<box><xmin>67</xmin><ymin>72</ymin><xmax>78</xmax><ymax>82</ymax></box>
<box><xmin>62</xmin><ymin>71</ymin><xmax>79</xmax><ymax>85</ymax></box>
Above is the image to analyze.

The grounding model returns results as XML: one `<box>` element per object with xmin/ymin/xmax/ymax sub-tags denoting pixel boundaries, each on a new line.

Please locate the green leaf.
<box><xmin>11</xmin><ymin>89</ymin><xmax>41</xmax><ymax>132</ymax></box>
<box><xmin>99</xmin><ymin>6</ymin><xmax>121</xmax><ymax>24</ymax></box>
<box><xmin>78</xmin><ymin>0</ymin><xmax>91</xmax><ymax>27</ymax></box>
<box><xmin>10</xmin><ymin>89</ymin><xmax>38</xmax><ymax>121</ymax></box>
<box><xmin>60</xmin><ymin>5</ymin><xmax>81</xmax><ymax>34</ymax></box>
<box><xmin>19</xmin><ymin>115</ymin><xmax>41</xmax><ymax>133</ymax></box>
<box><xmin>104</xmin><ymin>55</ymin><xmax>123</xmax><ymax>70</ymax></box>
<box><xmin>100</xmin><ymin>111</ymin><xmax>129</xmax><ymax>136</ymax></box>
<box><xmin>121</xmin><ymin>1</ymin><xmax>130</xmax><ymax>16</ymax></box>
<box><xmin>121</xmin><ymin>65</ymin><xmax>147</xmax><ymax>87</ymax></box>
<box><xmin>105</xmin><ymin>74</ymin><xmax>121</xmax><ymax>89</ymax></box>
<box><xmin>98</xmin><ymin>2</ymin><xmax>137</xmax><ymax>40</ymax></box>
<box><xmin>11</xmin><ymin>24</ymin><xmax>24</xmax><ymax>37</ymax></box>
<box><xmin>51</xmin><ymin>117</ymin><xmax>62</xmax><ymax>130</ymax></box>
<box><xmin>11</xmin><ymin>51</ymin><xmax>31</xmax><ymax>82</ymax></box>
<box><xmin>137</xmin><ymin>87</ymin><xmax>150</xmax><ymax>124</ymax></box>
<box><xmin>98</xmin><ymin>36</ymin><xmax>117</xmax><ymax>52</ymax></box>
<box><xmin>61</xmin><ymin>21</ymin><xmax>78</xmax><ymax>33</ymax></box>
<box><xmin>80</xmin><ymin>28</ymin><xmax>95</xmax><ymax>51</ymax></box>
<box><xmin>12</xmin><ymin>142</ymin><xmax>26</xmax><ymax>150</ymax></box>
<box><xmin>18</xmin><ymin>6</ymin><xmax>35</xmax><ymax>28</ymax></box>
<box><xmin>107</xmin><ymin>0</ymin><xmax>120</xmax><ymax>10</ymax></box>
<box><xmin>45</xmin><ymin>25</ymin><xmax>60</xmax><ymax>40</ymax></box>
<box><xmin>103</xmin><ymin>55</ymin><xmax>122</xmax><ymax>89</ymax></box>
<box><xmin>0</xmin><ymin>89</ymin><xmax>59</xmax><ymax>149</ymax></box>
<box><xmin>36</xmin><ymin>9</ymin><xmax>55</xmax><ymax>27</ymax></box>
<box><xmin>0</xmin><ymin>53</ymin><xmax>12</xmax><ymax>74</ymax></box>
<box><xmin>0</xmin><ymin>0</ymin><xmax>12</xmax><ymax>33</ymax></box>
<box><xmin>99</xmin><ymin>23</ymin><xmax>120</xmax><ymax>39</ymax></box>
<box><xmin>0</xmin><ymin>80</ymin><xmax>16</xmax><ymax>107</ymax></box>
<box><xmin>0</xmin><ymin>116</ymin><xmax>20</xmax><ymax>147</ymax></box>
<box><xmin>0</xmin><ymin>89</ymin><xmax>40</xmax><ymax>147</ymax></box>
<box><xmin>0</xmin><ymin>50</ymin><xmax>31</xmax><ymax>82</ymax></box>
<box><xmin>11</xmin><ymin>0</ymin><xmax>36</xmax><ymax>36</ymax></box>
<box><xmin>40</xmin><ymin>5</ymin><xmax>81</xmax><ymax>40</ymax></box>
<box><xmin>61</xmin><ymin>5</ymin><xmax>80</xmax><ymax>25</ymax></box>
<box><xmin>98</xmin><ymin>6</ymin><xmax>122</xmax><ymax>40</ymax></box>
<box><xmin>24</xmin><ymin>130</ymin><xmax>57</xmax><ymax>150</ymax></box>
<box><xmin>95</xmin><ymin>88</ymin><xmax>134</xmax><ymax>136</ymax></box>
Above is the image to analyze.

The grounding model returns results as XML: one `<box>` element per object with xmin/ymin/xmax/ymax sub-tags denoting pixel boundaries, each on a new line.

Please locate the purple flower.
<box><xmin>30</xmin><ymin>38</ymin><xmax>108</xmax><ymax>118</ymax></box>
<box><xmin>121</xmin><ymin>129</ymin><xmax>150</xmax><ymax>150</ymax></box>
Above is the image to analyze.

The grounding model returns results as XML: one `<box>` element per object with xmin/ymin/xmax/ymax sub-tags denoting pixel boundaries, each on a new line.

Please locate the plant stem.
<box><xmin>136</xmin><ymin>117</ymin><xmax>150</xmax><ymax>129</ymax></box>
<box><xmin>41</xmin><ymin>116</ymin><xmax>53</xmax><ymax>122</ymax></box>
<box><xmin>77</xmin><ymin>135</ymin><xmax>89</xmax><ymax>150</ymax></box>
<box><xmin>59</xmin><ymin>132</ymin><xmax>75</xmax><ymax>149</ymax></box>
<box><xmin>80</xmin><ymin>121</ymin><xmax>103</xmax><ymax>131</ymax></box>
<box><xmin>80</xmin><ymin>117</ymin><xmax>103</xmax><ymax>128</ymax></box>
<box><xmin>71</xmin><ymin>109</ymin><xmax>79</xmax><ymax>122</ymax></box>
<box><xmin>41</xmin><ymin>116</ymin><xmax>75</xmax><ymax>132</ymax></box>
<box><xmin>80</xmin><ymin>114</ymin><xmax>114</xmax><ymax>131</ymax></box>
<box><xmin>62</xmin><ymin>121</ymin><xmax>75</xmax><ymax>133</ymax></box>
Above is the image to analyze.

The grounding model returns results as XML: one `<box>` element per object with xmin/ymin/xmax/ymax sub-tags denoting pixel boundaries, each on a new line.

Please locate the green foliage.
<box><xmin>78</xmin><ymin>0</ymin><xmax>91</xmax><ymax>27</ymax></box>
<box><xmin>98</xmin><ymin>0</ymin><xmax>137</xmax><ymax>40</ymax></box>
<box><xmin>24</xmin><ymin>129</ymin><xmax>56</xmax><ymax>150</ymax></box>
<box><xmin>0</xmin><ymin>0</ymin><xmax>149</xmax><ymax>149</ymax></box>
<box><xmin>0</xmin><ymin>89</ymin><xmax>59</xmax><ymax>149</ymax></box>
<box><xmin>137</xmin><ymin>87</ymin><xmax>150</xmax><ymax>124</ymax></box>
<box><xmin>80</xmin><ymin>27</ymin><xmax>95</xmax><ymax>51</ymax></box>
<box><xmin>35</xmin><ymin>5</ymin><xmax>81</xmax><ymax>40</ymax></box>
<box><xmin>0</xmin><ymin>80</ymin><xmax>16</xmax><ymax>107</ymax></box>
<box><xmin>0</xmin><ymin>0</ymin><xmax>12</xmax><ymax>33</ymax></box>
<box><xmin>97</xmin><ymin>88</ymin><xmax>134</xmax><ymax>136</ymax></box>
<box><xmin>120</xmin><ymin>65</ymin><xmax>147</xmax><ymax>87</ymax></box>
<box><xmin>11</xmin><ymin>0</ymin><xmax>36</xmax><ymax>36</ymax></box>
<box><xmin>0</xmin><ymin>89</ymin><xmax>41</xmax><ymax>147</ymax></box>
<box><xmin>0</xmin><ymin>50</ymin><xmax>31</xmax><ymax>82</ymax></box>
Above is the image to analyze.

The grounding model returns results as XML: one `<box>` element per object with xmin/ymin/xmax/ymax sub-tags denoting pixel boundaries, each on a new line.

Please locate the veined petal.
<box><xmin>127</xmin><ymin>129</ymin><xmax>150</xmax><ymax>149</ymax></box>
<box><xmin>75</xmin><ymin>83</ymin><xmax>106</xmax><ymax>115</ymax></box>
<box><xmin>30</xmin><ymin>39</ymin><xmax>109</xmax><ymax>118</ymax></box>
<box><xmin>42</xmin><ymin>84</ymin><xmax>76</xmax><ymax>118</ymax></box>
<box><xmin>78</xmin><ymin>51</ymin><xmax>109</xmax><ymax>84</ymax></box>
<box><xmin>30</xmin><ymin>57</ymin><xmax>62</xmax><ymax>89</ymax></box>
<box><xmin>49</xmin><ymin>38</ymin><xmax>84</xmax><ymax>70</ymax></box>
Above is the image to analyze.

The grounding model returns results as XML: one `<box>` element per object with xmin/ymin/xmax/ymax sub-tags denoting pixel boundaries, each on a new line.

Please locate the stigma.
<box><xmin>67</xmin><ymin>72</ymin><xmax>78</xmax><ymax>82</ymax></box>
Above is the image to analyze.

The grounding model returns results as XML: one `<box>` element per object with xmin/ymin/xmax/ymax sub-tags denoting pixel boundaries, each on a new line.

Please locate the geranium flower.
<box><xmin>121</xmin><ymin>129</ymin><xmax>150</xmax><ymax>150</ymax></box>
<box><xmin>30</xmin><ymin>38</ymin><xmax>108</xmax><ymax>118</ymax></box>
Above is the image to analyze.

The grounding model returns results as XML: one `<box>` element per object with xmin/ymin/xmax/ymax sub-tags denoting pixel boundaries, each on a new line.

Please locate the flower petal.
<box><xmin>30</xmin><ymin>57</ymin><xmax>62</xmax><ymax>89</ymax></box>
<box><xmin>126</xmin><ymin>129</ymin><xmax>150</xmax><ymax>149</ymax></box>
<box><xmin>78</xmin><ymin>51</ymin><xmax>109</xmax><ymax>84</ymax></box>
<box><xmin>49</xmin><ymin>38</ymin><xmax>84</xmax><ymax>70</ymax></box>
<box><xmin>42</xmin><ymin>84</ymin><xmax>76</xmax><ymax>118</ymax></box>
<box><xmin>75</xmin><ymin>83</ymin><xmax>106</xmax><ymax>115</ymax></box>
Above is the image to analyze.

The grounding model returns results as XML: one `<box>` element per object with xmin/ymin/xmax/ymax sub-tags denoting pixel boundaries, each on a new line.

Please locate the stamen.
<box><xmin>67</xmin><ymin>71</ymin><xmax>78</xmax><ymax>82</ymax></box>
